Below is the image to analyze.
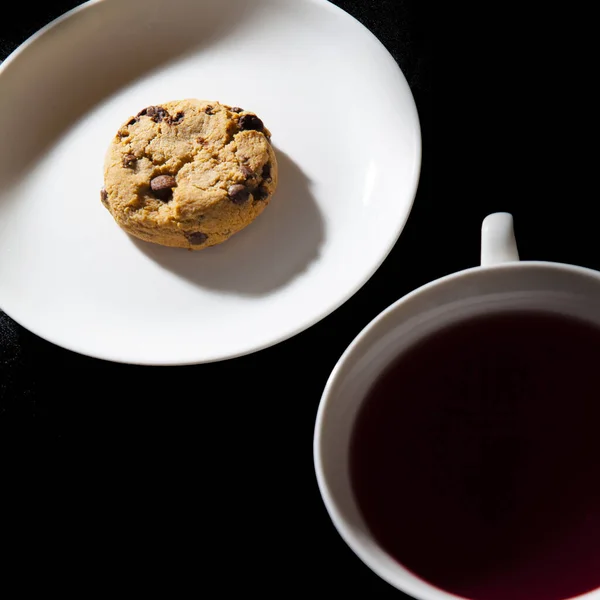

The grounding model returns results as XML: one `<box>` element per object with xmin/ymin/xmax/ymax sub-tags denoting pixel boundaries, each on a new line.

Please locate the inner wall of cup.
<box><xmin>317</xmin><ymin>263</ymin><xmax>600</xmax><ymax>598</ymax></box>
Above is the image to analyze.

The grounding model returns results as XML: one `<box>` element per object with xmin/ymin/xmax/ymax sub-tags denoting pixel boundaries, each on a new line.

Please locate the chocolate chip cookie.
<box><xmin>102</xmin><ymin>99</ymin><xmax>277</xmax><ymax>249</ymax></box>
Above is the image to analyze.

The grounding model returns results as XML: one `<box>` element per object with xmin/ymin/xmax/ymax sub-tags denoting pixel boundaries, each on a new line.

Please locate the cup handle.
<box><xmin>481</xmin><ymin>212</ymin><xmax>520</xmax><ymax>266</ymax></box>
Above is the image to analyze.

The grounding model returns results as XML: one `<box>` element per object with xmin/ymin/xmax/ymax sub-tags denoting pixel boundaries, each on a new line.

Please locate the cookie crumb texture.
<box><xmin>103</xmin><ymin>99</ymin><xmax>278</xmax><ymax>249</ymax></box>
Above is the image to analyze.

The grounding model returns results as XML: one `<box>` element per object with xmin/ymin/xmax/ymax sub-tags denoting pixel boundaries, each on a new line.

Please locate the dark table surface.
<box><xmin>1</xmin><ymin>1</ymin><xmax>597</xmax><ymax>596</ymax></box>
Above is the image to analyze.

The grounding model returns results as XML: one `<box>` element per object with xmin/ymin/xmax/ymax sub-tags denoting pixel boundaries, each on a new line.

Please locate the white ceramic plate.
<box><xmin>0</xmin><ymin>0</ymin><xmax>421</xmax><ymax>365</ymax></box>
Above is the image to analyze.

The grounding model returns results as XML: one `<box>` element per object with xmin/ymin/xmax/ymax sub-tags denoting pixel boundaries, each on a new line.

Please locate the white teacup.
<box><xmin>313</xmin><ymin>213</ymin><xmax>600</xmax><ymax>600</ymax></box>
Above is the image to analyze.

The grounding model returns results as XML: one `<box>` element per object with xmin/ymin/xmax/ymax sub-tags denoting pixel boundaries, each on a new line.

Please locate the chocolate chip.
<box><xmin>262</xmin><ymin>162</ymin><xmax>271</xmax><ymax>179</ymax></box>
<box><xmin>100</xmin><ymin>187</ymin><xmax>109</xmax><ymax>206</ymax></box>
<box><xmin>253</xmin><ymin>186</ymin><xmax>269</xmax><ymax>201</ymax></box>
<box><xmin>238</xmin><ymin>114</ymin><xmax>264</xmax><ymax>132</ymax></box>
<box><xmin>151</xmin><ymin>174</ymin><xmax>176</xmax><ymax>190</ymax></box>
<box><xmin>228</xmin><ymin>184</ymin><xmax>250</xmax><ymax>205</ymax></box>
<box><xmin>196</xmin><ymin>136</ymin><xmax>206</xmax><ymax>145</ymax></box>
<box><xmin>231</xmin><ymin>107</ymin><xmax>243</xmax><ymax>113</ymax></box>
<box><xmin>185</xmin><ymin>231</ymin><xmax>208</xmax><ymax>245</ymax></box>
<box><xmin>172</xmin><ymin>111</ymin><xmax>184</xmax><ymax>124</ymax></box>
<box><xmin>122</xmin><ymin>154</ymin><xmax>137</xmax><ymax>168</ymax></box>
<box><xmin>240</xmin><ymin>165</ymin><xmax>254</xmax><ymax>179</ymax></box>
<box><xmin>152</xmin><ymin>108</ymin><xmax>170</xmax><ymax>123</ymax></box>
<box><xmin>150</xmin><ymin>174</ymin><xmax>177</xmax><ymax>200</ymax></box>
<box><xmin>138</xmin><ymin>106</ymin><xmax>170</xmax><ymax>123</ymax></box>
<box><xmin>127</xmin><ymin>118</ymin><xmax>138</xmax><ymax>126</ymax></box>
<box><xmin>204</xmin><ymin>105</ymin><xmax>215</xmax><ymax>115</ymax></box>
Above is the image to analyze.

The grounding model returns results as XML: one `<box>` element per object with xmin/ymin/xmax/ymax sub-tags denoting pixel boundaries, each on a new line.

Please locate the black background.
<box><xmin>1</xmin><ymin>1</ymin><xmax>597</xmax><ymax>596</ymax></box>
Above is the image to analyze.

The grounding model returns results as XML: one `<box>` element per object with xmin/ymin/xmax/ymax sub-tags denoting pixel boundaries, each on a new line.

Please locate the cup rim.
<box><xmin>314</xmin><ymin>259</ymin><xmax>600</xmax><ymax>600</ymax></box>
